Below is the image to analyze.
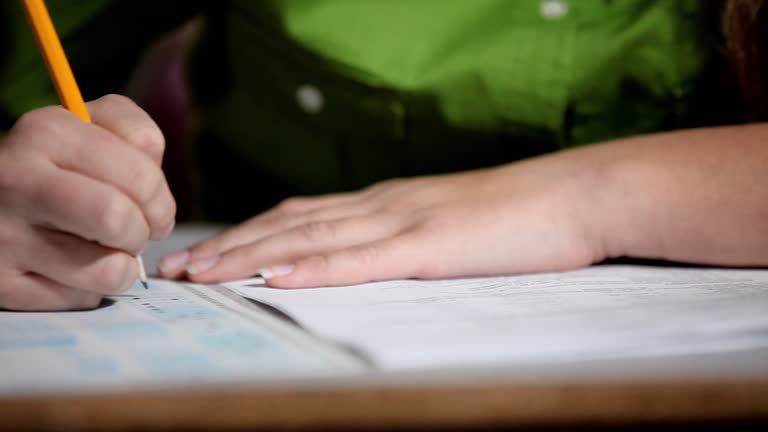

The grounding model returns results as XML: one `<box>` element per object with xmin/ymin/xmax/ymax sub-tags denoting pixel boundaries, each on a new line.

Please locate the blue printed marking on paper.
<box><xmin>90</xmin><ymin>321</ymin><xmax>168</xmax><ymax>339</ymax></box>
<box><xmin>0</xmin><ymin>319</ymin><xmax>78</xmax><ymax>350</ymax></box>
<box><xmin>0</xmin><ymin>334</ymin><xmax>77</xmax><ymax>350</ymax></box>
<box><xmin>144</xmin><ymin>304</ymin><xmax>226</xmax><ymax>322</ymax></box>
<box><xmin>198</xmin><ymin>331</ymin><xmax>275</xmax><ymax>352</ymax></box>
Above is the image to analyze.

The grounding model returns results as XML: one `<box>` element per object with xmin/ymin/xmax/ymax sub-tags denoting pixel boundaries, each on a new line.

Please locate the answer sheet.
<box><xmin>0</xmin><ymin>280</ymin><xmax>363</xmax><ymax>394</ymax></box>
<box><xmin>229</xmin><ymin>265</ymin><xmax>768</xmax><ymax>370</ymax></box>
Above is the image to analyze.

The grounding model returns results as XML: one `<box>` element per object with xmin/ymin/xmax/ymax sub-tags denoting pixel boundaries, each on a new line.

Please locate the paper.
<box><xmin>229</xmin><ymin>265</ymin><xmax>768</xmax><ymax>370</ymax></box>
<box><xmin>0</xmin><ymin>280</ymin><xmax>364</xmax><ymax>395</ymax></box>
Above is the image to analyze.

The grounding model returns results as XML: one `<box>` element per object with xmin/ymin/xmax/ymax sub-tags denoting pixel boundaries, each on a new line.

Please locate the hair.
<box><xmin>721</xmin><ymin>0</ymin><xmax>768</xmax><ymax>121</ymax></box>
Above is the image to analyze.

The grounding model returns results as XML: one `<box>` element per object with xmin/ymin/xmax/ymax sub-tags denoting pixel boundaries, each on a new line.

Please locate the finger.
<box><xmin>35</xmin><ymin>108</ymin><xmax>175</xmax><ymax>240</ymax></box>
<box><xmin>271</xmin><ymin>193</ymin><xmax>368</xmax><ymax>215</ymax></box>
<box><xmin>0</xmin><ymin>272</ymin><xmax>102</xmax><ymax>312</ymax></box>
<box><xmin>87</xmin><ymin>94</ymin><xmax>165</xmax><ymax>164</ymax></box>
<box><xmin>240</xmin><ymin>193</ymin><xmax>373</xmax><ymax>243</ymax></box>
<box><xmin>50</xmin><ymin>130</ymin><xmax>174</xmax><ymax>240</ymax></box>
<box><xmin>184</xmin><ymin>213</ymin><xmax>405</xmax><ymax>283</ymax></box>
<box><xmin>29</xmin><ymin>165</ymin><xmax>150</xmax><ymax>254</ymax></box>
<box><xmin>20</xmin><ymin>227</ymin><xmax>137</xmax><ymax>295</ymax></box>
<box><xmin>159</xmin><ymin>202</ymin><xmax>373</xmax><ymax>279</ymax></box>
<box><xmin>189</xmin><ymin>202</ymin><xmax>372</xmax><ymax>258</ymax></box>
<box><xmin>262</xmin><ymin>235</ymin><xmax>424</xmax><ymax>288</ymax></box>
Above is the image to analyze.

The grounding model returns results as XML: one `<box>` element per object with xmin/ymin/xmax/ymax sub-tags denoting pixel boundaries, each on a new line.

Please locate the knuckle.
<box><xmin>142</xmin><ymin>178</ymin><xmax>175</xmax><ymax>230</ymax></box>
<box><xmin>29</xmin><ymin>172</ymin><xmax>73</xmax><ymax>217</ymax></box>
<box><xmin>275</xmin><ymin>197</ymin><xmax>309</xmax><ymax>213</ymax></box>
<box><xmin>99</xmin><ymin>93</ymin><xmax>134</xmax><ymax>107</ymax></box>
<box><xmin>132</xmin><ymin>162</ymin><xmax>162</xmax><ymax>204</ymax></box>
<box><xmin>188</xmin><ymin>239</ymin><xmax>216</xmax><ymax>258</ymax></box>
<box><xmin>350</xmin><ymin>244</ymin><xmax>380</xmax><ymax>267</ymax></box>
<box><xmin>12</xmin><ymin>108</ymin><xmax>64</xmax><ymax>147</ymax></box>
<box><xmin>14</xmin><ymin>107</ymin><xmax>58</xmax><ymax>133</ymax></box>
<box><xmin>97</xmin><ymin>196</ymin><xmax>139</xmax><ymax>247</ymax></box>
<box><xmin>149</xmin><ymin>197</ymin><xmax>177</xmax><ymax>238</ymax></box>
<box><xmin>0</xmin><ymin>160</ymin><xmax>23</xmax><ymax>197</ymax></box>
<box><xmin>298</xmin><ymin>221</ymin><xmax>337</xmax><ymax>241</ymax></box>
<box><xmin>94</xmin><ymin>254</ymin><xmax>134</xmax><ymax>294</ymax></box>
<box><xmin>382</xmin><ymin>178</ymin><xmax>405</xmax><ymax>188</ymax></box>
<box><xmin>410</xmin><ymin>210</ymin><xmax>444</xmax><ymax>233</ymax></box>
<box><xmin>131</xmin><ymin>124</ymin><xmax>165</xmax><ymax>156</ymax></box>
<box><xmin>366</xmin><ymin>178</ymin><xmax>402</xmax><ymax>194</ymax></box>
<box><xmin>385</xmin><ymin>191</ymin><xmax>435</xmax><ymax>212</ymax></box>
<box><xmin>159</xmin><ymin>196</ymin><xmax>177</xmax><ymax>228</ymax></box>
<box><xmin>305</xmin><ymin>254</ymin><xmax>331</xmax><ymax>273</ymax></box>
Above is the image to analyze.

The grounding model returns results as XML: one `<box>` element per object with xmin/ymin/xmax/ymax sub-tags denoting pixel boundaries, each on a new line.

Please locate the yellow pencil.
<box><xmin>20</xmin><ymin>0</ymin><xmax>149</xmax><ymax>289</ymax></box>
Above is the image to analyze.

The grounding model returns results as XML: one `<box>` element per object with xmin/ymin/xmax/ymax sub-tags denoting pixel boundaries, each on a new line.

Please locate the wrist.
<box><xmin>494</xmin><ymin>148</ymin><xmax>618</xmax><ymax>267</ymax></box>
<box><xmin>559</xmin><ymin>152</ymin><xmax>617</xmax><ymax>265</ymax></box>
<box><xmin>586</xmin><ymin>149</ymin><xmax>664</xmax><ymax>261</ymax></box>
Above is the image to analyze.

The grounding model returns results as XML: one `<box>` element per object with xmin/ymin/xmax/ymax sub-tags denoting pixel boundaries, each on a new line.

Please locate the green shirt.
<box><xmin>278</xmin><ymin>0</ymin><xmax>707</xmax><ymax>142</ymax></box>
<box><xmin>0</xmin><ymin>1</ymin><xmax>716</xmax><ymax>221</ymax></box>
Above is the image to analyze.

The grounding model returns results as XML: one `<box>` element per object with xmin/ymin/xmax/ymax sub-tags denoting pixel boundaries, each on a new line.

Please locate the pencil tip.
<box><xmin>141</xmin><ymin>280</ymin><xmax>149</xmax><ymax>289</ymax></box>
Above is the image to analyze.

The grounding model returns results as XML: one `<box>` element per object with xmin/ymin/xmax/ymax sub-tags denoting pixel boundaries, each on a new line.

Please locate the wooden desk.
<box><xmin>2</xmin><ymin>378</ymin><xmax>768</xmax><ymax>431</ymax></box>
<box><xmin>3</xmin><ymin>228</ymin><xmax>767</xmax><ymax>431</ymax></box>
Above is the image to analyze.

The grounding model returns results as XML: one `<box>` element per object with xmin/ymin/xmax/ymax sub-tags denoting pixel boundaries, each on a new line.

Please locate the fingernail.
<box><xmin>259</xmin><ymin>264</ymin><xmax>295</xmax><ymax>279</ymax></box>
<box><xmin>186</xmin><ymin>255</ymin><xmax>219</xmax><ymax>275</ymax></box>
<box><xmin>158</xmin><ymin>250</ymin><xmax>189</xmax><ymax>273</ymax></box>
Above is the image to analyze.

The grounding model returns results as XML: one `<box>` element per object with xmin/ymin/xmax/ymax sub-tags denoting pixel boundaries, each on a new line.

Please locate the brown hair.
<box><xmin>721</xmin><ymin>0</ymin><xmax>768</xmax><ymax>121</ymax></box>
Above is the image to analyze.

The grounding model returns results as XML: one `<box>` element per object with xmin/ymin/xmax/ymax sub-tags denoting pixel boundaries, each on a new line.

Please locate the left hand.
<box><xmin>158</xmin><ymin>152</ymin><xmax>608</xmax><ymax>287</ymax></box>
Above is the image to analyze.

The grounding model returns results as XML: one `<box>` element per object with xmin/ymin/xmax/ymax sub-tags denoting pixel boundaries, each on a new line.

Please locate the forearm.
<box><xmin>590</xmin><ymin>123</ymin><xmax>768</xmax><ymax>266</ymax></box>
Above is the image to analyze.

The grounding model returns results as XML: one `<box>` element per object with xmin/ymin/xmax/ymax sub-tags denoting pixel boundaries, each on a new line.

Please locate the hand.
<box><xmin>0</xmin><ymin>95</ymin><xmax>176</xmax><ymax>311</ymax></box>
<box><xmin>159</xmin><ymin>152</ymin><xmax>606</xmax><ymax>287</ymax></box>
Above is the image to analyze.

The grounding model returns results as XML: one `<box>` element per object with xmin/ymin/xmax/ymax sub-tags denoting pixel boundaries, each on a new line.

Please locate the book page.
<box><xmin>0</xmin><ymin>280</ymin><xmax>365</xmax><ymax>395</ymax></box>
<box><xmin>229</xmin><ymin>265</ymin><xmax>768</xmax><ymax>370</ymax></box>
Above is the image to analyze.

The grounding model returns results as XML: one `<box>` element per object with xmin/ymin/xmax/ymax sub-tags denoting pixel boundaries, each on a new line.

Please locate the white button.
<box><xmin>296</xmin><ymin>84</ymin><xmax>324</xmax><ymax>114</ymax></box>
<box><xmin>540</xmin><ymin>0</ymin><xmax>568</xmax><ymax>20</ymax></box>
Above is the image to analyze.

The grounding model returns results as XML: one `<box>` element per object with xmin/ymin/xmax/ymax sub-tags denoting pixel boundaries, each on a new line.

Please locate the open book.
<box><xmin>2</xmin><ymin>264</ymin><xmax>768</xmax><ymax>394</ymax></box>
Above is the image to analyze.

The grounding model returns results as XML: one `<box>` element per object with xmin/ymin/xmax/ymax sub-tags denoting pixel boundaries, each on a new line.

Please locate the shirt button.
<box><xmin>540</xmin><ymin>0</ymin><xmax>568</xmax><ymax>20</ymax></box>
<box><xmin>296</xmin><ymin>84</ymin><xmax>324</xmax><ymax>114</ymax></box>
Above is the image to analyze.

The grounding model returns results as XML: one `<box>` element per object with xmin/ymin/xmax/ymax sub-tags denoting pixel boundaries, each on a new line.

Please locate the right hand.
<box><xmin>0</xmin><ymin>95</ymin><xmax>176</xmax><ymax>311</ymax></box>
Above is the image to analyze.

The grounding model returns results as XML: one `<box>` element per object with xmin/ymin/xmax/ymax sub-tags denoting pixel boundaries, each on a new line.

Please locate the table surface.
<box><xmin>2</xmin><ymin>226</ymin><xmax>767</xmax><ymax>431</ymax></box>
<box><xmin>2</xmin><ymin>375</ymin><xmax>767</xmax><ymax>431</ymax></box>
